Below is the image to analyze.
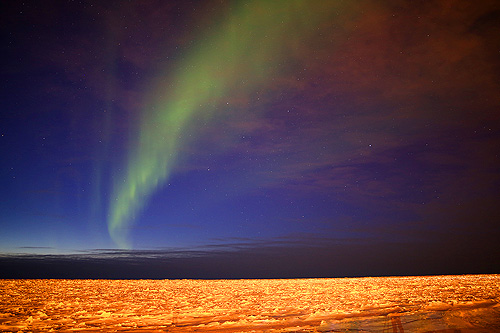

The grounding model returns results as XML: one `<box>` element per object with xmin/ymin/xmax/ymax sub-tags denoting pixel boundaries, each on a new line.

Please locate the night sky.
<box><xmin>1</xmin><ymin>0</ymin><xmax>499</xmax><ymax>278</ymax></box>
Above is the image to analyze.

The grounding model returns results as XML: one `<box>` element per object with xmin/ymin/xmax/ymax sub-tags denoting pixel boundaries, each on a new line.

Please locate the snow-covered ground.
<box><xmin>1</xmin><ymin>275</ymin><xmax>499</xmax><ymax>332</ymax></box>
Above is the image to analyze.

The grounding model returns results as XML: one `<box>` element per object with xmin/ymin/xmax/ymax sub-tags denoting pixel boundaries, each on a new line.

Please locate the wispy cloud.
<box><xmin>2</xmin><ymin>232</ymin><xmax>497</xmax><ymax>278</ymax></box>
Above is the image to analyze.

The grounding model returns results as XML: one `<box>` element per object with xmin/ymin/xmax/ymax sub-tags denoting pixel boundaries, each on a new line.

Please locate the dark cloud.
<box><xmin>1</xmin><ymin>234</ymin><xmax>498</xmax><ymax>279</ymax></box>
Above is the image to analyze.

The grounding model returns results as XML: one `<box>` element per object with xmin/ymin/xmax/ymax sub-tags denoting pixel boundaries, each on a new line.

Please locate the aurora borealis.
<box><xmin>1</xmin><ymin>0</ymin><xmax>500</xmax><ymax>278</ymax></box>
<box><xmin>109</xmin><ymin>1</ymin><xmax>346</xmax><ymax>248</ymax></box>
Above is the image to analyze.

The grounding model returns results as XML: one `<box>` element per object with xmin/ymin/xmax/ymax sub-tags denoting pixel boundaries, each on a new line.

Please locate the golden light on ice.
<box><xmin>1</xmin><ymin>275</ymin><xmax>499</xmax><ymax>332</ymax></box>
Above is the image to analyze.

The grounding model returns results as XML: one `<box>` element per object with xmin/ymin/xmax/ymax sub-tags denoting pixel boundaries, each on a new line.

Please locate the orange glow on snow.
<box><xmin>1</xmin><ymin>275</ymin><xmax>499</xmax><ymax>332</ymax></box>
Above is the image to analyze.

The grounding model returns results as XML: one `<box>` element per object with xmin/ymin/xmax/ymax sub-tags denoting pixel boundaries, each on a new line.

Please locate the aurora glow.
<box><xmin>2</xmin><ymin>0</ymin><xmax>500</xmax><ymax>278</ymax></box>
<box><xmin>108</xmin><ymin>1</ymin><xmax>346</xmax><ymax>248</ymax></box>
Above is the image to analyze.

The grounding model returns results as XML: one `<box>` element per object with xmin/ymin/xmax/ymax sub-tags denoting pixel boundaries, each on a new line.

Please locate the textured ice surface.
<box><xmin>1</xmin><ymin>275</ymin><xmax>499</xmax><ymax>332</ymax></box>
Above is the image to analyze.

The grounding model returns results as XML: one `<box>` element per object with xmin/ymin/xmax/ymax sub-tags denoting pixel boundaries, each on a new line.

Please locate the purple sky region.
<box><xmin>1</xmin><ymin>0</ymin><xmax>499</xmax><ymax>278</ymax></box>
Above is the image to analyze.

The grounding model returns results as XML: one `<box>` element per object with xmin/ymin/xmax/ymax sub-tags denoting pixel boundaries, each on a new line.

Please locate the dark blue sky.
<box><xmin>1</xmin><ymin>0</ymin><xmax>499</xmax><ymax>278</ymax></box>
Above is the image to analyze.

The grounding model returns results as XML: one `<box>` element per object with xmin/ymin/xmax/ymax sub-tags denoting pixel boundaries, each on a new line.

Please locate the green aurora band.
<box><xmin>108</xmin><ymin>1</ymin><xmax>346</xmax><ymax>248</ymax></box>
